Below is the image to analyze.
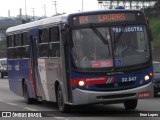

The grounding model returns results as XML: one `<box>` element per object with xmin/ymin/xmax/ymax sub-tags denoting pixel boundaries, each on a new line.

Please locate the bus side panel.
<box><xmin>8</xmin><ymin>59</ymin><xmax>23</xmax><ymax>96</ymax></box>
<box><xmin>8</xmin><ymin>59</ymin><xmax>36</xmax><ymax>98</ymax></box>
<box><xmin>37</xmin><ymin>58</ymin><xmax>58</xmax><ymax>102</ymax></box>
<box><xmin>19</xmin><ymin>59</ymin><xmax>36</xmax><ymax>98</ymax></box>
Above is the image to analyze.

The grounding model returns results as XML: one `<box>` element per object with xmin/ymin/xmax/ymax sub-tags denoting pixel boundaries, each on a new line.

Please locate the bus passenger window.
<box><xmin>21</xmin><ymin>46</ymin><xmax>30</xmax><ymax>58</ymax></box>
<box><xmin>15</xmin><ymin>47</ymin><xmax>22</xmax><ymax>59</ymax></box>
<box><xmin>49</xmin><ymin>27</ymin><xmax>59</xmax><ymax>42</ymax></box>
<box><xmin>49</xmin><ymin>43</ymin><xmax>60</xmax><ymax>57</ymax></box>
<box><xmin>14</xmin><ymin>34</ymin><xmax>21</xmax><ymax>46</ymax></box>
<box><xmin>22</xmin><ymin>32</ymin><xmax>29</xmax><ymax>45</ymax></box>
<box><xmin>39</xmin><ymin>44</ymin><xmax>49</xmax><ymax>58</ymax></box>
<box><xmin>39</xmin><ymin>28</ymin><xmax>49</xmax><ymax>43</ymax></box>
<box><xmin>7</xmin><ymin>48</ymin><xmax>15</xmax><ymax>59</ymax></box>
<box><xmin>7</xmin><ymin>35</ymin><xmax>14</xmax><ymax>47</ymax></box>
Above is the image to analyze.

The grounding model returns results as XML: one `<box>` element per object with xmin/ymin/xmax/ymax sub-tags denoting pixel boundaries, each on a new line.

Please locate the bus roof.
<box><xmin>69</xmin><ymin>9</ymin><xmax>143</xmax><ymax>16</ymax></box>
<box><xmin>6</xmin><ymin>14</ymin><xmax>68</xmax><ymax>34</ymax></box>
<box><xmin>6</xmin><ymin>9</ymin><xmax>143</xmax><ymax>34</ymax></box>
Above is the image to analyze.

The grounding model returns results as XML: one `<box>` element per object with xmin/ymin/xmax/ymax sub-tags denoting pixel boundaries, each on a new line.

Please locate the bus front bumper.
<box><xmin>71</xmin><ymin>82</ymin><xmax>153</xmax><ymax>105</ymax></box>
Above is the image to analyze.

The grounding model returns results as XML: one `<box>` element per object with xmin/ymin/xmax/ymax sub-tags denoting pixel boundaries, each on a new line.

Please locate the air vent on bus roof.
<box><xmin>115</xmin><ymin>6</ymin><xmax>125</xmax><ymax>9</ymax></box>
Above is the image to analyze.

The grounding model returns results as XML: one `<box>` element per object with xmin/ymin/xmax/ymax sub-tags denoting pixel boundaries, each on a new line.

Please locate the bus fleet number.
<box><xmin>122</xmin><ymin>77</ymin><xmax>137</xmax><ymax>82</ymax></box>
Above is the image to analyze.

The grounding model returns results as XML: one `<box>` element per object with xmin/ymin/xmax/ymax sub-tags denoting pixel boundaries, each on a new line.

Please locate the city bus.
<box><xmin>6</xmin><ymin>9</ymin><xmax>153</xmax><ymax>112</ymax></box>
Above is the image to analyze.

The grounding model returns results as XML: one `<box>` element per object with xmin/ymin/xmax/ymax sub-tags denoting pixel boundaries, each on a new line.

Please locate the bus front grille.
<box><xmin>96</xmin><ymin>93</ymin><xmax>136</xmax><ymax>99</ymax></box>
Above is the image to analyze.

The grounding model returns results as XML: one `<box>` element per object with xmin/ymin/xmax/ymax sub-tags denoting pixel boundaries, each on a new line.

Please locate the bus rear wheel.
<box><xmin>57</xmin><ymin>85</ymin><xmax>71</xmax><ymax>112</ymax></box>
<box><xmin>23</xmin><ymin>83</ymin><xmax>34</xmax><ymax>104</ymax></box>
<box><xmin>124</xmin><ymin>99</ymin><xmax>137</xmax><ymax>110</ymax></box>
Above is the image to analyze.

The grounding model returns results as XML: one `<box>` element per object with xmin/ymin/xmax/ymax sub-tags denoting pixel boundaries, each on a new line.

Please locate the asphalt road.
<box><xmin>0</xmin><ymin>77</ymin><xmax>159</xmax><ymax>120</ymax></box>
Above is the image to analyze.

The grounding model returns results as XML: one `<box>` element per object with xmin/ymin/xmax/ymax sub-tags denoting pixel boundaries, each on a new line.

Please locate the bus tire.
<box><xmin>124</xmin><ymin>99</ymin><xmax>137</xmax><ymax>110</ymax></box>
<box><xmin>23</xmin><ymin>83</ymin><xmax>34</xmax><ymax>104</ymax></box>
<box><xmin>57</xmin><ymin>85</ymin><xmax>71</xmax><ymax>112</ymax></box>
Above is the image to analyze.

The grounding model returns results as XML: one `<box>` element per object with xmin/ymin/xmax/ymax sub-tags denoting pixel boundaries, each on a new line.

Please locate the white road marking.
<box><xmin>54</xmin><ymin>117</ymin><xmax>66</xmax><ymax>120</ymax></box>
<box><xmin>6</xmin><ymin>103</ymin><xmax>18</xmax><ymax>106</ymax></box>
<box><xmin>23</xmin><ymin>107</ymin><xmax>39</xmax><ymax>111</ymax></box>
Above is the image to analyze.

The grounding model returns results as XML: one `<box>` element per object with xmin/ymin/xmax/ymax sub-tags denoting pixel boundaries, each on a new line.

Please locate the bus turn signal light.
<box><xmin>149</xmin><ymin>72</ymin><xmax>153</xmax><ymax>77</ymax></box>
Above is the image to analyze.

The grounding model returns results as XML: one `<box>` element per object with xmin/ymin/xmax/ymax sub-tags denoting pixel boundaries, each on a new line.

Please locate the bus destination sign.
<box><xmin>72</xmin><ymin>13</ymin><xmax>137</xmax><ymax>26</ymax></box>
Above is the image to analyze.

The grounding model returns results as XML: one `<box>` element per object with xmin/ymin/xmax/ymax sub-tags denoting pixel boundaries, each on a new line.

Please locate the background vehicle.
<box><xmin>6</xmin><ymin>9</ymin><xmax>153</xmax><ymax>112</ymax></box>
<box><xmin>0</xmin><ymin>58</ymin><xmax>7</xmax><ymax>78</ymax></box>
<box><xmin>153</xmin><ymin>61</ymin><xmax>160</xmax><ymax>95</ymax></box>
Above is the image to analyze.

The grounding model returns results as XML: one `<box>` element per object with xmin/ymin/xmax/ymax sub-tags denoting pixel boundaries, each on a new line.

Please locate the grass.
<box><xmin>148</xmin><ymin>17</ymin><xmax>160</xmax><ymax>60</ymax></box>
<box><xmin>148</xmin><ymin>17</ymin><xmax>160</xmax><ymax>47</ymax></box>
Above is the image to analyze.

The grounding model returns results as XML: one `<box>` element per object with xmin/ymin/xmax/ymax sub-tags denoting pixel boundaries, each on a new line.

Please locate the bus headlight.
<box><xmin>79</xmin><ymin>81</ymin><xmax>85</xmax><ymax>86</ymax></box>
<box><xmin>144</xmin><ymin>75</ymin><xmax>150</xmax><ymax>81</ymax></box>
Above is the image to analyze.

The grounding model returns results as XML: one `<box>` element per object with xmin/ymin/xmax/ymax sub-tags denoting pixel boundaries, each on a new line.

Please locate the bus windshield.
<box><xmin>113</xmin><ymin>25</ymin><xmax>150</xmax><ymax>67</ymax></box>
<box><xmin>72</xmin><ymin>27</ymin><xmax>113</xmax><ymax>69</ymax></box>
<box><xmin>72</xmin><ymin>25</ymin><xmax>150</xmax><ymax>70</ymax></box>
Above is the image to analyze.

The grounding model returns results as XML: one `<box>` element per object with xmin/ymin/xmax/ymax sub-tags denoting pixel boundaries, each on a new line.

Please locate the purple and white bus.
<box><xmin>6</xmin><ymin>9</ymin><xmax>153</xmax><ymax>112</ymax></box>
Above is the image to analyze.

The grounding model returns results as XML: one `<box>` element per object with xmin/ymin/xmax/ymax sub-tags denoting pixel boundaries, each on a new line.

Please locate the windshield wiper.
<box><xmin>89</xmin><ymin>24</ymin><xmax>108</xmax><ymax>44</ymax></box>
<box><xmin>114</xmin><ymin>27</ymin><xmax>126</xmax><ymax>43</ymax></box>
<box><xmin>114</xmin><ymin>22</ymin><xmax>129</xmax><ymax>43</ymax></box>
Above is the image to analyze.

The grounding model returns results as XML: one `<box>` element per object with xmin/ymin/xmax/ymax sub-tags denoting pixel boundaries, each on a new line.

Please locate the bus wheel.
<box><xmin>57</xmin><ymin>85</ymin><xmax>71</xmax><ymax>112</ymax></box>
<box><xmin>124</xmin><ymin>99</ymin><xmax>137</xmax><ymax>110</ymax></box>
<box><xmin>23</xmin><ymin>83</ymin><xmax>34</xmax><ymax>104</ymax></box>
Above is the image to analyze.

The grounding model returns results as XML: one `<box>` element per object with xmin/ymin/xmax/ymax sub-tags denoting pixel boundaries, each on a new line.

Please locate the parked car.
<box><xmin>0</xmin><ymin>58</ymin><xmax>7</xmax><ymax>78</ymax></box>
<box><xmin>153</xmin><ymin>61</ymin><xmax>160</xmax><ymax>95</ymax></box>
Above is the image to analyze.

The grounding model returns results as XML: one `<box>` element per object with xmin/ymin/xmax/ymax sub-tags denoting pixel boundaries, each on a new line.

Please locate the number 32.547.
<box><xmin>122</xmin><ymin>77</ymin><xmax>137</xmax><ymax>82</ymax></box>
